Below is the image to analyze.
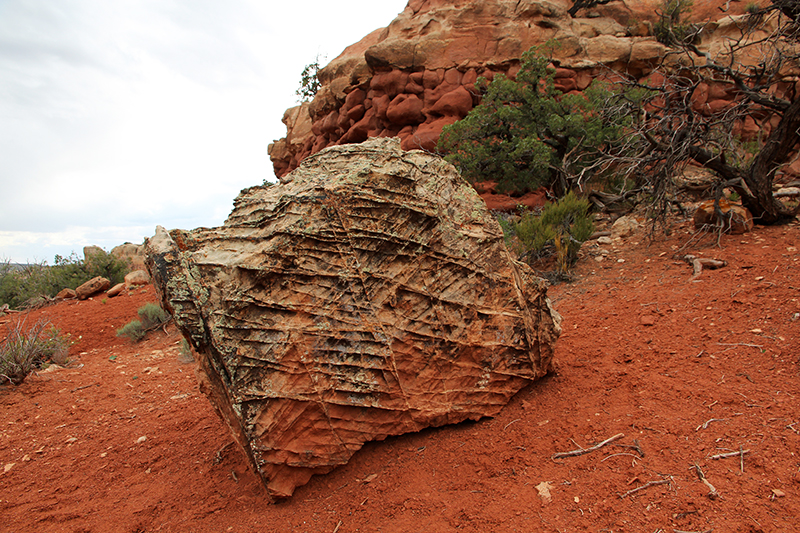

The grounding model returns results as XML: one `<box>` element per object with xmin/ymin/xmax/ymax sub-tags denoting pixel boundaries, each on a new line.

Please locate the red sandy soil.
<box><xmin>1</xmin><ymin>219</ymin><xmax>799</xmax><ymax>533</ymax></box>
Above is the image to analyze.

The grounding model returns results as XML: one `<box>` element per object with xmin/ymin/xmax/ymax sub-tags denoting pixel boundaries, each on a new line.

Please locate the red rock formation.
<box><xmin>268</xmin><ymin>0</ymin><xmax>789</xmax><ymax>187</ymax></box>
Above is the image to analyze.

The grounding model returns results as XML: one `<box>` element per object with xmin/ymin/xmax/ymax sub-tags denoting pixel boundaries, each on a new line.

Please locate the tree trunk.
<box><xmin>741</xmin><ymin>97</ymin><xmax>800</xmax><ymax>224</ymax></box>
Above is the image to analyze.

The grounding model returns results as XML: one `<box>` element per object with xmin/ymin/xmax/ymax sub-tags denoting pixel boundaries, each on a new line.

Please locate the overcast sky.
<box><xmin>0</xmin><ymin>0</ymin><xmax>407</xmax><ymax>264</ymax></box>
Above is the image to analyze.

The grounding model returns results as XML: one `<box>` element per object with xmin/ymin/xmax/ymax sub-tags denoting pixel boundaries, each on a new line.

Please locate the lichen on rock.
<box><xmin>146</xmin><ymin>137</ymin><xmax>561</xmax><ymax>500</ymax></box>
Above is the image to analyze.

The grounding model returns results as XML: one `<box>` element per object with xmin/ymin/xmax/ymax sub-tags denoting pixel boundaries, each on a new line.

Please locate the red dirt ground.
<box><xmin>1</xmin><ymin>218</ymin><xmax>799</xmax><ymax>533</ymax></box>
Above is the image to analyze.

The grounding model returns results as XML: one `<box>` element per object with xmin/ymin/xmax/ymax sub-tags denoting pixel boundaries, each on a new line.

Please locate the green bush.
<box><xmin>296</xmin><ymin>55</ymin><xmax>323</xmax><ymax>102</ymax></box>
<box><xmin>0</xmin><ymin>319</ymin><xmax>69</xmax><ymax>386</ymax></box>
<box><xmin>653</xmin><ymin>0</ymin><xmax>696</xmax><ymax>45</ymax></box>
<box><xmin>117</xmin><ymin>303</ymin><xmax>170</xmax><ymax>343</ymax></box>
<box><xmin>0</xmin><ymin>250</ymin><xmax>130</xmax><ymax>310</ymax></box>
<box><xmin>438</xmin><ymin>47</ymin><xmax>626</xmax><ymax>195</ymax></box>
<box><xmin>138</xmin><ymin>303</ymin><xmax>170</xmax><ymax>329</ymax></box>
<box><xmin>513</xmin><ymin>192</ymin><xmax>595</xmax><ymax>273</ymax></box>
<box><xmin>116</xmin><ymin>320</ymin><xmax>145</xmax><ymax>343</ymax></box>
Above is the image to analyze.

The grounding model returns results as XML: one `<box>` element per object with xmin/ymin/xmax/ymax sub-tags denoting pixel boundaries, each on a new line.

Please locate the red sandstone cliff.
<box><xmin>268</xmin><ymin>0</ymin><xmax>774</xmax><ymax>180</ymax></box>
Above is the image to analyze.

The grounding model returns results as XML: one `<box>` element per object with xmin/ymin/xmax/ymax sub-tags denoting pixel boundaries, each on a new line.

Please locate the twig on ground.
<box><xmin>696</xmin><ymin>418</ymin><xmax>726</xmax><ymax>431</ymax></box>
<box><xmin>709</xmin><ymin>449</ymin><xmax>750</xmax><ymax>460</ymax></box>
<box><xmin>692</xmin><ymin>464</ymin><xmax>719</xmax><ymax>499</ymax></box>
<box><xmin>332</xmin><ymin>521</ymin><xmax>343</xmax><ymax>533</ymax></box>
<box><xmin>619</xmin><ymin>478</ymin><xmax>672</xmax><ymax>499</ymax></box>
<box><xmin>740</xmin><ymin>445</ymin><xmax>745</xmax><ymax>473</ymax></box>
<box><xmin>503</xmin><ymin>419</ymin><xmax>521</xmax><ymax>431</ymax></box>
<box><xmin>684</xmin><ymin>254</ymin><xmax>727</xmax><ymax>281</ymax></box>
<box><xmin>717</xmin><ymin>342</ymin><xmax>763</xmax><ymax>348</ymax></box>
<box><xmin>615</xmin><ymin>438</ymin><xmax>645</xmax><ymax>457</ymax></box>
<box><xmin>214</xmin><ymin>442</ymin><xmax>233</xmax><ymax>465</ymax></box>
<box><xmin>552</xmin><ymin>433</ymin><xmax>624</xmax><ymax>460</ymax></box>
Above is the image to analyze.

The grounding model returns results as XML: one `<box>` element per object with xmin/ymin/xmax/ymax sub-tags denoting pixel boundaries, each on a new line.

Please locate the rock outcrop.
<box><xmin>269</xmin><ymin>0</ymin><xmax>767</xmax><ymax>181</ymax></box>
<box><xmin>111</xmin><ymin>243</ymin><xmax>146</xmax><ymax>272</ymax></box>
<box><xmin>146</xmin><ymin>138</ymin><xmax>561</xmax><ymax>500</ymax></box>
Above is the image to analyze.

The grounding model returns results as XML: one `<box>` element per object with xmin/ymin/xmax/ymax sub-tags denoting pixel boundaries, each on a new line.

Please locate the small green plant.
<box><xmin>653</xmin><ymin>0</ymin><xmax>696</xmax><ymax>45</ymax></box>
<box><xmin>296</xmin><ymin>55</ymin><xmax>323</xmax><ymax>102</ymax></box>
<box><xmin>0</xmin><ymin>319</ymin><xmax>69</xmax><ymax>386</ymax></box>
<box><xmin>138</xmin><ymin>303</ymin><xmax>170</xmax><ymax>328</ymax></box>
<box><xmin>117</xmin><ymin>303</ymin><xmax>170</xmax><ymax>343</ymax></box>
<box><xmin>513</xmin><ymin>192</ymin><xmax>595</xmax><ymax>274</ymax></box>
<box><xmin>116</xmin><ymin>320</ymin><xmax>145</xmax><ymax>342</ymax></box>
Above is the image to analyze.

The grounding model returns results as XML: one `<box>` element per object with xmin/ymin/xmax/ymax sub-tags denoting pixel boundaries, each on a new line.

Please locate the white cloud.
<box><xmin>0</xmin><ymin>0</ymin><xmax>407</xmax><ymax>263</ymax></box>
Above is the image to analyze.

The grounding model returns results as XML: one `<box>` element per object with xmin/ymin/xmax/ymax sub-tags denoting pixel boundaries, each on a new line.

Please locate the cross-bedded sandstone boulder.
<box><xmin>146</xmin><ymin>137</ymin><xmax>561</xmax><ymax>500</ymax></box>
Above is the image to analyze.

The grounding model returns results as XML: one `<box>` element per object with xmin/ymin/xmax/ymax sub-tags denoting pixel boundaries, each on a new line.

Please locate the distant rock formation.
<box><xmin>147</xmin><ymin>138</ymin><xmax>562</xmax><ymax>500</ymax></box>
<box><xmin>111</xmin><ymin>243</ymin><xmax>146</xmax><ymax>272</ymax></box>
<box><xmin>269</xmin><ymin>0</ymin><xmax>764</xmax><ymax>181</ymax></box>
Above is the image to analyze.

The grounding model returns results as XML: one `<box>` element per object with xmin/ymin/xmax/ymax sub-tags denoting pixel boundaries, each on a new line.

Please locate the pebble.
<box><xmin>136</xmin><ymin>436</ymin><xmax>147</xmax><ymax>444</ymax></box>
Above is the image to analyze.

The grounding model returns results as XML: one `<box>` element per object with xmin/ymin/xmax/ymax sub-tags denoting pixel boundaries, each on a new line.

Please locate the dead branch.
<box><xmin>684</xmin><ymin>255</ymin><xmax>727</xmax><ymax>281</ymax></box>
<box><xmin>692</xmin><ymin>464</ymin><xmax>720</xmax><ymax>499</ymax></box>
<box><xmin>615</xmin><ymin>438</ymin><xmax>645</xmax><ymax>457</ymax></box>
<box><xmin>552</xmin><ymin>433</ymin><xmax>624</xmax><ymax>460</ymax></box>
<box><xmin>619</xmin><ymin>478</ymin><xmax>672</xmax><ymax>499</ymax></box>
<box><xmin>709</xmin><ymin>449</ymin><xmax>751</xmax><ymax>460</ymax></box>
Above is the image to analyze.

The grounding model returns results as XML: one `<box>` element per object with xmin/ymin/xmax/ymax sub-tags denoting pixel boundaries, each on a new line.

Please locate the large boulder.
<box><xmin>75</xmin><ymin>276</ymin><xmax>110</xmax><ymax>300</ymax></box>
<box><xmin>124</xmin><ymin>269</ymin><xmax>150</xmax><ymax>288</ymax></box>
<box><xmin>146</xmin><ymin>137</ymin><xmax>561</xmax><ymax>500</ymax></box>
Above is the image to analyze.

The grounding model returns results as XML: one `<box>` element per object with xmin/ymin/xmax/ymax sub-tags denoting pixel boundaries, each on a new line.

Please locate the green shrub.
<box><xmin>116</xmin><ymin>320</ymin><xmax>145</xmax><ymax>343</ymax></box>
<box><xmin>0</xmin><ymin>319</ymin><xmax>69</xmax><ymax>386</ymax></box>
<box><xmin>0</xmin><ymin>250</ymin><xmax>130</xmax><ymax>310</ymax></box>
<box><xmin>296</xmin><ymin>55</ymin><xmax>323</xmax><ymax>102</ymax></box>
<box><xmin>117</xmin><ymin>303</ymin><xmax>170</xmax><ymax>343</ymax></box>
<box><xmin>653</xmin><ymin>0</ymin><xmax>696</xmax><ymax>45</ymax></box>
<box><xmin>438</xmin><ymin>47</ymin><xmax>626</xmax><ymax>196</ymax></box>
<box><xmin>513</xmin><ymin>192</ymin><xmax>595</xmax><ymax>273</ymax></box>
<box><xmin>138</xmin><ymin>303</ymin><xmax>170</xmax><ymax>329</ymax></box>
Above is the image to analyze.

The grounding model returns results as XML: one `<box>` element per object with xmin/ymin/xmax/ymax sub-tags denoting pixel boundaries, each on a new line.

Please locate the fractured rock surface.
<box><xmin>146</xmin><ymin>137</ymin><xmax>561</xmax><ymax>500</ymax></box>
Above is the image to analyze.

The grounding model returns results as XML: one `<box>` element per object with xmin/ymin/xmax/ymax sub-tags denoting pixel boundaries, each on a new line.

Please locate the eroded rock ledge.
<box><xmin>146</xmin><ymin>137</ymin><xmax>561</xmax><ymax>500</ymax></box>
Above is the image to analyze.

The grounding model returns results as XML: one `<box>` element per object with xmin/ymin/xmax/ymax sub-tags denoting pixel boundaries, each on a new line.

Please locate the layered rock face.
<box><xmin>146</xmin><ymin>138</ymin><xmax>561</xmax><ymax>500</ymax></box>
<box><xmin>269</xmin><ymin>0</ymin><xmax>783</xmax><ymax>180</ymax></box>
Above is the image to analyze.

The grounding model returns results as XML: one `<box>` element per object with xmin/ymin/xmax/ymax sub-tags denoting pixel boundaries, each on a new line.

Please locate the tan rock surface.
<box><xmin>124</xmin><ymin>270</ymin><xmax>150</xmax><ymax>288</ymax></box>
<box><xmin>75</xmin><ymin>276</ymin><xmax>110</xmax><ymax>300</ymax></box>
<box><xmin>111</xmin><ymin>242</ymin><xmax>146</xmax><ymax>272</ymax></box>
<box><xmin>146</xmin><ymin>137</ymin><xmax>561</xmax><ymax>500</ymax></box>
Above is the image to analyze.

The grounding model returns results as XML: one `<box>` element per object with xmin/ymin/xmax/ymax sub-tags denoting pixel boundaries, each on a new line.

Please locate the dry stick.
<box><xmin>696</xmin><ymin>418</ymin><xmax>726</xmax><ymax>431</ymax></box>
<box><xmin>615</xmin><ymin>439</ymin><xmax>645</xmax><ymax>457</ymax></box>
<box><xmin>740</xmin><ymin>445</ymin><xmax>745</xmax><ymax>473</ymax></box>
<box><xmin>685</xmin><ymin>255</ymin><xmax>727</xmax><ymax>281</ymax></box>
<box><xmin>692</xmin><ymin>464</ymin><xmax>720</xmax><ymax>499</ymax></box>
<box><xmin>619</xmin><ymin>478</ymin><xmax>671</xmax><ymax>499</ymax></box>
<box><xmin>552</xmin><ymin>433</ymin><xmax>624</xmax><ymax>460</ymax></box>
<box><xmin>332</xmin><ymin>520</ymin><xmax>343</xmax><ymax>533</ymax></box>
<box><xmin>709</xmin><ymin>449</ymin><xmax>751</xmax><ymax>460</ymax></box>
